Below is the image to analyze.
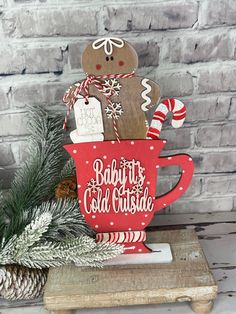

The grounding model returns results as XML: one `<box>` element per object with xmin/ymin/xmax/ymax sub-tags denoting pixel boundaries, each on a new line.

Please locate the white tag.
<box><xmin>103</xmin><ymin>243</ymin><xmax>173</xmax><ymax>265</ymax></box>
<box><xmin>75</xmin><ymin>243</ymin><xmax>172</xmax><ymax>266</ymax></box>
<box><xmin>74</xmin><ymin>96</ymin><xmax>104</xmax><ymax>135</ymax></box>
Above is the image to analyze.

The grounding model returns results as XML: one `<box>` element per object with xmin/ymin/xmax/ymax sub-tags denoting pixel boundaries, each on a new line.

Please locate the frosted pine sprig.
<box><xmin>13</xmin><ymin>236</ymin><xmax>123</xmax><ymax>269</ymax></box>
<box><xmin>0</xmin><ymin>107</ymin><xmax>123</xmax><ymax>270</ymax></box>
<box><xmin>0</xmin><ymin>213</ymin><xmax>52</xmax><ymax>264</ymax></box>
<box><xmin>0</xmin><ymin>210</ymin><xmax>123</xmax><ymax>269</ymax></box>
<box><xmin>14</xmin><ymin>213</ymin><xmax>52</xmax><ymax>259</ymax></box>
<box><xmin>75</xmin><ymin>241</ymin><xmax>124</xmax><ymax>267</ymax></box>
<box><xmin>29</xmin><ymin>199</ymin><xmax>93</xmax><ymax>240</ymax></box>
<box><xmin>0</xmin><ymin>235</ymin><xmax>17</xmax><ymax>265</ymax></box>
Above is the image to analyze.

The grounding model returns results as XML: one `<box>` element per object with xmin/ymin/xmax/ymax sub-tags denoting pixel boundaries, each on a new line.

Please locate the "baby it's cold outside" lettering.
<box><xmin>84</xmin><ymin>158</ymin><xmax>154</xmax><ymax>215</ymax></box>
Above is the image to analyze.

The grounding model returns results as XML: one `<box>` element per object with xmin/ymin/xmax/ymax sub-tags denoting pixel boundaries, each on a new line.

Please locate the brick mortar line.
<box><xmin>0</xmin><ymin>84</ymin><xmax>234</xmax><ymax>104</ymax></box>
<box><xmin>0</xmin><ymin>114</ymin><xmax>234</xmax><ymax>128</ymax></box>
<box><xmin>163</xmin><ymin>122</ymin><xmax>236</xmax><ymax>130</ymax></box>
<box><xmin>0</xmin><ymin>73</ymin><xmax>84</xmax><ymax>85</ymax></box>
<box><xmin>1</xmin><ymin>61</ymin><xmax>235</xmax><ymax>80</ymax></box>
<box><xmin>3</xmin><ymin>110</ymin><xmax>231</xmax><ymax>122</ymax></box>
<box><xmin>1</xmin><ymin>62</ymin><xmax>236</xmax><ymax>87</ymax></box>
<box><xmin>2</xmin><ymin>30</ymin><xmax>235</xmax><ymax>43</ymax></box>
<box><xmin>0</xmin><ymin>134</ymin><xmax>232</xmax><ymax>148</ymax></box>
<box><xmin>3</xmin><ymin>0</ymin><xmax>199</xmax><ymax>9</ymax></box>
<box><xmin>3</xmin><ymin>133</ymin><xmax>235</xmax><ymax>154</ymax></box>
<box><xmin>1</xmin><ymin>161</ymin><xmax>235</xmax><ymax>182</ymax></box>
<box><xmin>168</xmin><ymin>173</ymin><xmax>236</xmax><ymax>179</ymax></box>
<box><xmin>1</xmin><ymin>136</ymin><xmax>29</xmax><ymax>142</ymax></box>
<box><xmin>173</xmin><ymin>195</ymin><xmax>234</xmax><ymax>201</ymax></box>
<box><xmin>3</xmin><ymin>24</ymin><xmax>236</xmax><ymax>43</ymax></box>
<box><xmin>156</xmin><ymin>61</ymin><xmax>236</xmax><ymax>72</ymax></box>
<box><xmin>0</xmin><ymin>109</ymin><xmax>235</xmax><ymax>128</ymax></box>
<box><xmin>160</xmin><ymin>146</ymin><xmax>236</xmax><ymax>153</ymax></box>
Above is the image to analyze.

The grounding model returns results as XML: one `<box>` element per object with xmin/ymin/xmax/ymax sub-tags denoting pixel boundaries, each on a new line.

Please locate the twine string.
<box><xmin>63</xmin><ymin>72</ymin><xmax>135</xmax><ymax>141</ymax></box>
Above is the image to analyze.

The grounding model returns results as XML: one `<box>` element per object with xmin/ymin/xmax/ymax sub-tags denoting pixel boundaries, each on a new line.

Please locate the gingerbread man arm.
<box><xmin>140</xmin><ymin>78</ymin><xmax>161</xmax><ymax>112</ymax></box>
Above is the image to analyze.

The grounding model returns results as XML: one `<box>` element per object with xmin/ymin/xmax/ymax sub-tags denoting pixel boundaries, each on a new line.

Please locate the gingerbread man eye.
<box><xmin>111</xmin><ymin>56</ymin><xmax>114</xmax><ymax>61</ymax></box>
<box><xmin>106</xmin><ymin>56</ymin><xmax>109</xmax><ymax>61</ymax></box>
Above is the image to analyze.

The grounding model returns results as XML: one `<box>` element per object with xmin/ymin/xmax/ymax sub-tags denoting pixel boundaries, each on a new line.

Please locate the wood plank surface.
<box><xmin>200</xmin><ymin>234</ymin><xmax>236</xmax><ymax>269</ymax></box>
<box><xmin>150</xmin><ymin>212</ymin><xmax>236</xmax><ymax>227</ymax></box>
<box><xmin>44</xmin><ymin>229</ymin><xmax>217</xmax><ymax>311</ymax></box>
<box><xmin>1</xmin><ymin>293</ymin><xmax>236</xmax><ymax>314</ymax></box>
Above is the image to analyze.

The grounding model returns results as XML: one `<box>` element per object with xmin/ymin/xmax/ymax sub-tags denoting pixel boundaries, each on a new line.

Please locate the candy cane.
<box><xmin>146</xmin><ymin>98</ymin><xmax>186</xmax><ymax>140</ymax></box>
<box><xmin>96</xmin><ymin>231</ymin><xmax>146</xmax><ymax>244</ymax></box>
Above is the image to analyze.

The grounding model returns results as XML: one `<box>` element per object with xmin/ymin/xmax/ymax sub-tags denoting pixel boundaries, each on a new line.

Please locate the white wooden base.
<box><xmin>104</xmin><ymin>243</ymin><xmax>173</xmax><ymax>265</ymax></box>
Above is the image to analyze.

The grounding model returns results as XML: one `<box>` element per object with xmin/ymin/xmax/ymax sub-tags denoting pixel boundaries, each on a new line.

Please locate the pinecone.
<box><xmin>55</xmin><ymin>176</ymin><xmax>77</xmax><ymax>199</ymax></box>
<box><xmin>0</xmin><ymin>265</ymin><xmax>48</xmax><ymax>300</ymax></box>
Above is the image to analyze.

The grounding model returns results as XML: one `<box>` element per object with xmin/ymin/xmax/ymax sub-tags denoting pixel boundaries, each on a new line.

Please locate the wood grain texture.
<box><xmin>100</xmin><ymin>77</ymin><xmax>160</xmax><ymax>140</ymax></box>
<box><xmin>2</xmin><ymin>294</ymin><xmax>236</xmax><ymax>314</ymax></box>
<box><xmin>43</xmin><ymin>229</ymin><xmax>217</xmax><ymax>311</ymax></box>
<box><xmin>68</xmin><ymin>76</ymin><xmax>160</xmax><ymax>140</ymax></box>
<box><xmin>65</xmin><ymin>38</ymin><xmax>161</xmax><ymax>141</ymax></box>
<box><xmin>81</xmin><ymin>40</ymin><xmax>138</xmax><ymax>76</ymax></box>
<box><xmin>51</xmin><ymin>311</ymin><xmax>73</xmax><ymax>314</ymax></box>
<box><xmin>191</xmin><ymin>300</ymin><xmax>214</xmax><ymax>314</ymax></box>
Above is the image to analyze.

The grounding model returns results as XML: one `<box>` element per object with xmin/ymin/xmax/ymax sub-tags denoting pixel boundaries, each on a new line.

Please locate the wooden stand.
<box><xmin>44</xmin><ymin>229</ymin><xmax>217</xmax><ymax>314</ymax></box>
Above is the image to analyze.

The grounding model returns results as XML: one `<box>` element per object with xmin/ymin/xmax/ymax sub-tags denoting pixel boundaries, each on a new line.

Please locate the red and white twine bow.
<box><xmin>63</xmin><ymin>72</ymin><xmax>135</xmax><ymax>142</ymax></box>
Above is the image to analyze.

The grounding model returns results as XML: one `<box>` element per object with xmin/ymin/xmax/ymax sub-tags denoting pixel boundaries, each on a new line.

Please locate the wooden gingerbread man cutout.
<box><xmin>63</xmin><ymin>37</ymin><xmax>161</xmax><ymax>142</ymax></box>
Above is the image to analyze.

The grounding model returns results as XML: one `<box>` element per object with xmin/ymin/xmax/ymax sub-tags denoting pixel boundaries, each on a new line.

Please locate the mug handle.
<box><xmin>154</xmin><ymin>154</ymin><xmax>194</xmax><ymax>212</ymax></box>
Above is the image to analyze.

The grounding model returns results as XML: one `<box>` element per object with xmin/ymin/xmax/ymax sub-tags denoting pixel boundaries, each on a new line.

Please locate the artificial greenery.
<box><xmin>60</xmin><ymin>157</ymin><xmax>76</xmax><ymax>179</ymax></box>
<box><xmin>0</xmin><ymin>210</ymin><xmax>122</xmax><ymax>269</ymax></box>
<box><xmin>0</xmin><ymin>107</ymin><xmax>122</xmax><ymax>270</ymax></box>
<box><xmin>0</xmin><ymin>107</ymin><xmax>65</xmax><ymax>242</ymax></box>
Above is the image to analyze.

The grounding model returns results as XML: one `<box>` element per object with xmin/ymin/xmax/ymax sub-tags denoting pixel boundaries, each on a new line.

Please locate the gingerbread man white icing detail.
<box><xmin>141</xmin><ymin>78</ymin><xmax>152</xmax><ymax>111</ymax></box>
<box><xmin>92</xmin><ymin>38</ymin><xmax>124</xmax><ymax>56</ymax></box>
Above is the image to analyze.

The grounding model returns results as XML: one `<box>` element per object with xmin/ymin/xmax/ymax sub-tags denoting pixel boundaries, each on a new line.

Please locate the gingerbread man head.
<box><xmin>81</xmin><ymin>38</ymin><xmax>138</xmax><ymax>76</ymax></box>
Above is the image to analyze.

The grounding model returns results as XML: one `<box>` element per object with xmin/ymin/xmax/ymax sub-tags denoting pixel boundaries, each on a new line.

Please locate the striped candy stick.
<box><xmin>106</xmin><ymin>98</ymin><xmax>121</xmax><ymax>143</ymax></box>
<box><xmin>146</xmin><ymin>98</ymin><xmax>186</xmax><ymax>140</ymax></box>
<box><xmin>96</xmin><ymin>231</ymin><xmax>146</xmax><ymax>244</ymax></box>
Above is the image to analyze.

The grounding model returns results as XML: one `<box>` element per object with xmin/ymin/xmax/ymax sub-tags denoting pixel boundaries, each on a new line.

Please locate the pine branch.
<box><xmin>1</xmin><ymin>107</ymin><xmax>65</xmax><ymax>241</ymax></box>
<box><xmin>0</xmin><ymin>106</ymin><xmax>124</xmax><ymax>270</ymax></box>
<box><xmin>14</xmin><ymin>236</ymin><xmax>123</xmax><ymax>269</ymax></box>
<box><xmin>0</xmin><ymin>212</ymin><xmax>122</xmax><ymax>268</ymax></box>
<box><xmin>0</xmin><ymin>190</ymin><xmax>3</xmax><ymax>207</ymax></box>
<box><xmin>0</xmin><ymin>235</ymin><xmax>17</xmax><ymax>265</ymax></box>
<box><xmin>0</xmin><ymin>191</ymin><xmax>6</xmax><ymax>240</ymax></box>
<box><xmin>74</xmin><ymin>241</ymin><xmax>124</xmax><ymax>267</ymax></box>
<box><xmin>0</xmin><ymin>213</ymin><xmax>52</xmax><ymax>264</ymax></box>
<box><xmin>13</xmin><ymin>213</ymin><xmax>52</xmax><ymax>259</ymax></box>
<box><xmin>60</xmin><ymin>158</ymin><xmax>76</xmax><ymax>179</ymax></box>
<box><xmin>30</xmin><ymin>199</ymin><xmax>94</xmax><ymax>240</ymax></box>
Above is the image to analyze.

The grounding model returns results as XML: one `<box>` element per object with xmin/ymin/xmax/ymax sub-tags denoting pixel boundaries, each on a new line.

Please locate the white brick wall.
<box><xmin>0</xmin><ymin>0</ymin><xmax>236</xmax><ymax>213</ymax></box>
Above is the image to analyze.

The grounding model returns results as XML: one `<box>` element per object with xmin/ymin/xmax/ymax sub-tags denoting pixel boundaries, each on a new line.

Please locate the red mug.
<box><xmin>65</xmin><ymin>140</ymin><xmax>194</xmax><ymax>254</ymax></box>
